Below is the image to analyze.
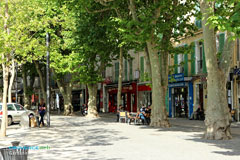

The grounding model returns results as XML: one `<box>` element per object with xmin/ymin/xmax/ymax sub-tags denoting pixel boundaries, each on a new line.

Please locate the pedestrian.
<box><xmin>38</xmin><ymin>98</ymin><xmax>46</xmax><ymax>127</ymax></box>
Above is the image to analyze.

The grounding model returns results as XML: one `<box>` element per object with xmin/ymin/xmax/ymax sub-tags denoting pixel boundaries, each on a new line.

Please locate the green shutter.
<box><xmin>218</xmin><ymin>33</ymin><xmax>225</xmax><ymax>59</ymax></box>
<box><xmin>195</xmin><ymin>20</ymin><xmax>202</xmax><ymax>29</ymax></box>
<box><xmin>115</xmin><ymin>62</ymin><xmax>119</xmax><ymax>82</ymax></box>
<box><xmin>129</xmin><ymin>60</ymin><xmax>133</xmax><ymax>80</ymax></box>
<box><xmin>184</xmin><ymin>45</ymin><xmax>188</xmax><ymax>76</ymax></box>
<box><xmin>184</xmin><ymin>54</ymin><xmax>188</xmax><ymax>76</ymax></box>
<box><xmin>165</xmin><ymin>89</ymin><xmax>169</xmax><ymax>113</ymax></box>
<box><xmin>199</xmin><ymin>20</ymin><xmax>202</xmax><ymax>28</ymax></box>
<box><xmin>174</xmin><ymin>54</ymin><xmax>178</xmax><ymax>74</ymax></box>
<box><xmin>124</xmin><ymin>60</ymin><xmax>128</xmax><ymax>81</ymax></box>
<box><xmin>140</xmin><ymin>56</ymin><xmax>144</xmax><ymax>81</ymax></box>
<box><xmin>202</xmin><ymin>44</ymin><xmax>207</xmax><ymax>73</ymax></box>
<box><xmin>191</xmin><ymin>43</ymin><xmax>195</xmax><ymax>75</ymax></box>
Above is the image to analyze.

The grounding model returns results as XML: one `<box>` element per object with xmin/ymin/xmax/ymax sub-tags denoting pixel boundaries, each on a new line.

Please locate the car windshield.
<box><xmin>15</xmin><ymin>104</ymin><xmax>25</xmax><ymax>111</ymax></box>
<box><xmin>0</xmin><ymin>105</ymin><xmax>2</xmax><ymax>110</ymax></box>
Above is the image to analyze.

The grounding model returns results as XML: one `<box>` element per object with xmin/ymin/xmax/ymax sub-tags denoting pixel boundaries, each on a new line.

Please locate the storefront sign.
<box><xmin>168</xmin><ymin>82</ymin><xmax>185</xmax><ymax>88</ymax></box>
<box><xmin>168</xmin><ymin>73</ymin><xmax>184</xmax><ymax>82</ymax></box>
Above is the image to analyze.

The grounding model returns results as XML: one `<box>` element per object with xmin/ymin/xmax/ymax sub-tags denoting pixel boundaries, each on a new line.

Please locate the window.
<box><xmin>178</xmin><ymin>54</ymin><xmax>184</xmax><ymax>73</ymax></box>
<box><xmin>140</xmin><ymin>57</ymin><xmax>144</xmax><ymax>81</ymax></box>
<box><xmin>197</xmin><ymin>42</ymin><xmax>203</xmax><ymax>73</ymax></box>
<box><xmin>15</xmin><ymin>104</ymin><xmax>25</xmax><ymax>111</ymax></box>
<box><xmin>7</xmin><ymin>104</ymin><xmax>15</xmax><ymax>111</ymax></box>
<box><xmin>124</xmin><ymin>60</ymin><xmax>128</xmax><ymax>81</ymax></box>
<box><xmin>115</xmin><ymin>62</ymin><xmax>119</xmax><ymax>82</ymax></box>
<box><xmin>129</xmin><ymin>60</ymin><xmax>133</xmax><ymax>80</ymax></box>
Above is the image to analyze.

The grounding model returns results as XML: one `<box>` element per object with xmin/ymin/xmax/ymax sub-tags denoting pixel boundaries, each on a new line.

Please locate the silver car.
<box><xmin>0</xmin><ymin>103</ymin><xmax>35</xmax><ymax>126</ymax></box>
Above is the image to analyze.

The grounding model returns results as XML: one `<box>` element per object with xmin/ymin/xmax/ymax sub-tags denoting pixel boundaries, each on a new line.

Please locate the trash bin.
<box><xmin>11</xmin><ymin>141</ymin><xmax>20</xmax><ymax>147</ymax></box>
<box><xmin>0</xmin><ymin>147</ymin><xmax>29</xmax><ymax>160</ymax></box>
<box><xmin>0</xmin><ymin>141</ymin><xmax>28</xmax><ymax>160</ymax></box>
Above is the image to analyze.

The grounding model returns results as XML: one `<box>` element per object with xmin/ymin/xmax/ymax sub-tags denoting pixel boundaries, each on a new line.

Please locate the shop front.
<box><xmin>168</xmin><ymin>73</ymin><xmax>193</xmax><ymax>118</ymax></box>
<box><xmin>137</xmin><ymin>83</ymin><xmax>152</xmax><ymax>108</ymax></box>
<box><xmin>107</xmin><ymin>82</ymin><xmax>137</xmax><ymax>113</ymax></box>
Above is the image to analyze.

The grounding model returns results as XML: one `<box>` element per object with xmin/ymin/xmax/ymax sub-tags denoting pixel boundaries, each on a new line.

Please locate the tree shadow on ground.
<box><xmin>0</xmin><ymin>116</ymin><xmax>127</xmax><ymax>160</ymax></box>
<box><xmin>137</xmin><ymin>118</ymin><xmax>240</xmax><ymax>157</ymax></box>
<box><xmin>185</xmin><ymin>133</ymin><xmax>240</xmax><ymax>156</ymax></box>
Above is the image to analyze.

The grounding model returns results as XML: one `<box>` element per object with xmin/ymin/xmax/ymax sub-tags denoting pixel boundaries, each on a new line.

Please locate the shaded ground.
<box><xmin>0</xmin><ymin>113</ymin><xmax>240</xmax><ymax>160</ymax></box>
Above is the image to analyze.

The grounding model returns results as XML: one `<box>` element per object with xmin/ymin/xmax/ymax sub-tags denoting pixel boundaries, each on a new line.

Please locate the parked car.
<box><xmin>0</xmin><ymin>103</ymin><xmax>35</xmax><ymax>126</ymax></box>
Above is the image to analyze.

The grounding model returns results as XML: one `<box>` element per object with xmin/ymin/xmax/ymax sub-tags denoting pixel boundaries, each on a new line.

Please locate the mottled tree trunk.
<box><xmin>147</xmin><ymin>40</ymin><xmax>170</xmax><ymax>127</ymax></box>
<box><xmin>8</xmin><ymin>59</ymin><xmax>15</xmax><ymax>103</ymax></box>
<box><xmin>129</xmin><ymin>0</ymin><xmax>169</xmax><ymax>127</ymax></box>
<box><xmin>1</xmin><ymin>0</ymin><xmax>10</xmax><ymax>137</ymax></box>
<box><xmin>34</xmin><ymin>61</ymin><xmax>47</xmax><ymax>102</ymax></box>
<box><xmin>86</xmin><ymin>83</ymin><xmax>99</xmax><ymax>118</ymax></box>
<box><xmin>1</xmin><ymin>63</ymin><xmax>9</xmax><ymax>137</ymax></box>
<box><xmin>62</xmin><ymin>93</ymin><xmax>72</xmax><ymax>116</ymax></box>
<box><xmin>55</xmin><ymin>77</ymin><xmax>73</xmax><ymax>116</ymax></box>
<box><xmin>63</xmin><ymin>82</ymin><xmax>73</xmax><ymax>115</ymax></box>
<box><xmin>117</xmin><ymin>47</ymin><xmax>123</xmax><ymax>110</ymax></box>
<box><xmin>200</xmin><ymin>0</ymin><xmax>234</xmax><ymax>139</ymax></box>
<box><xmin>22</xmin><ymin>68</ymin><xmax>30</xmax><ymax>109</ymax></box>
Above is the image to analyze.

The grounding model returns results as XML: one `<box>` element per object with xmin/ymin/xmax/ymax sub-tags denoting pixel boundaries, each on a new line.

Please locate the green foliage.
<box><xmin>207</xmin><ymin>0</ymin><xmax>240</xmax><ymax>39</ymax></box>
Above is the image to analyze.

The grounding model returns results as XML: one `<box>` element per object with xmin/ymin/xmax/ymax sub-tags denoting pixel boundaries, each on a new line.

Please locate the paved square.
<box><xmin>1</xmin><ymin>114</ymin><xmax>240</xmax><ymax>160</ymax></box>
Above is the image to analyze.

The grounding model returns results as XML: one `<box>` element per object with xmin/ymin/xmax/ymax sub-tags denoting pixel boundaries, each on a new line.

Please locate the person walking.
<box><xmin>38</xmin><ymin>98</ymin><xmax>46</xmax><ymax>127</ymax></box>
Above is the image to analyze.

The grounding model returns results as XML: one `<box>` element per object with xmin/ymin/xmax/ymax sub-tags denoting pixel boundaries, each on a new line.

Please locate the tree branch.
<box><xmin>85</xmin><ymin>7</ymin><xmax>112</xmax><ymax>13</ymax></box>
<box><xmin>129</xmin><ymin>0</ymin><xmax>138</xmax><ymax>21</ymax></box>
<box><xmin>95</xmin><ymin>0</ymin><xmax>114</xmax><ymax>6</ymax></box>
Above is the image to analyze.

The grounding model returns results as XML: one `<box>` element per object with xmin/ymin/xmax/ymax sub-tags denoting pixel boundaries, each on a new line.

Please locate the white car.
<box><xmin>0</xmin><ymin>103</ymin><xmax>35</xmax><ymax>126</ymax></box>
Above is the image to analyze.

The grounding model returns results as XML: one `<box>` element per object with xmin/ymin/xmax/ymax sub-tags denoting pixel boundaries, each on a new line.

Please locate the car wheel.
<box><xmin>8</xmin><ymin>116</ymin><xmax>12</xmax><ymax>126</ymax></box>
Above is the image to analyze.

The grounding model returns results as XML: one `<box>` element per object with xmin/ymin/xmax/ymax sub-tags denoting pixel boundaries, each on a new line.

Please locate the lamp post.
<box><xmin>15</xmin><ymin>63</ymin><xmax>18</xmax><ymax>103</ymax></box>
<box><xmin>46</xmin><ymin>32</ymin><xmax>50</xmax><ymax>127</ymax></box>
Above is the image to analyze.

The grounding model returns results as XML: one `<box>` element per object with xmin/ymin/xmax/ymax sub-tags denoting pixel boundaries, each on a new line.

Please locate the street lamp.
<box><xmin>15</xmin><ymin>63</ymin><xmax>18</xmax><ymax>103</ymax></box>
<box><xmin>46</xmin><ymin>32</ymin><xmax>50</xmax><ymax>127</ymax></box>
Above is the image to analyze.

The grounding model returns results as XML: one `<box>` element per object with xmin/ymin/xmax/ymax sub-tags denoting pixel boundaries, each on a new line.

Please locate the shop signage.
<box><xmin>168</xmin><ymin>82</ymin><xmax>185</xmax><ymax>88</ymax></box>
<box><xmin>168</xmin><ymin>73</ymin><xmax>184</xmax><ymax>82</ymax></box>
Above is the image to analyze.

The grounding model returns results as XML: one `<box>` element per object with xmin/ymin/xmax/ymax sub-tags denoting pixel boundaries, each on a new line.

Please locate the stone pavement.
<box><xmin>0</xmin><ymin>113</ymin><xmax>240</xmax><ymax>160</ymax></box>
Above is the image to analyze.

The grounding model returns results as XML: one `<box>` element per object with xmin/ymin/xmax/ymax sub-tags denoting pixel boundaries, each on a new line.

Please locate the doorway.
<box><xmin>172</xmin><ymin>87</ymin><xmax>188</xmax><ymax>118</ymax></box>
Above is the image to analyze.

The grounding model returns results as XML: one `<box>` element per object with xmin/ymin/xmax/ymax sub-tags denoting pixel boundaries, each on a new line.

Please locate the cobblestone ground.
<box><xmin>0</xmin><ymin>113</ymin><xmax>240</xmax><ymax>160</ymax></box>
